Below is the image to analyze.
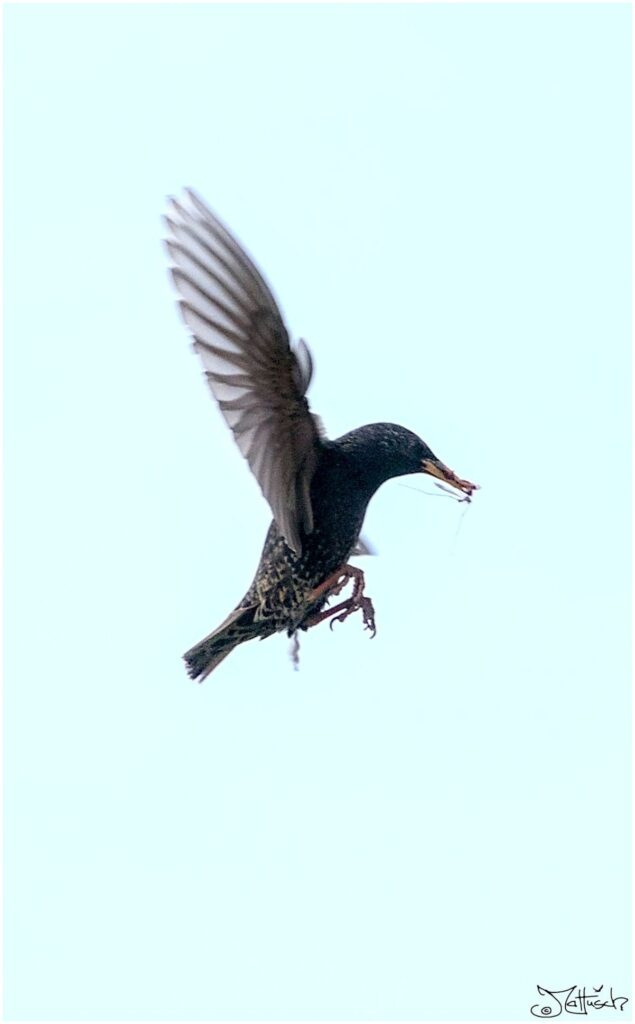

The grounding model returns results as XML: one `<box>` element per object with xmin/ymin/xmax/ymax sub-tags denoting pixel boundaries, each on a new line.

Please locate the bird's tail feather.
<box><xmin>183</xmin><ymin>605</ymin><xmax>259</xmax><ymax>682</ymax></box>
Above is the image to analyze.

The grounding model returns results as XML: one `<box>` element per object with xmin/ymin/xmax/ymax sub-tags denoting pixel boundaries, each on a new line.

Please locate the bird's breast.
<box><xmin>242</xmin><ymin>449</ymin><xmax>374</xmax><ymax>629</ymax></box>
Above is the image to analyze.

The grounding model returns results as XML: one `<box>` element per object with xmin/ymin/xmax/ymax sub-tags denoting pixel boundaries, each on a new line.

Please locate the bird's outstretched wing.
<box><xmin>165</xmin><ymin>189</ymin><xmax>324</xmax><ymax>555</ymax></box>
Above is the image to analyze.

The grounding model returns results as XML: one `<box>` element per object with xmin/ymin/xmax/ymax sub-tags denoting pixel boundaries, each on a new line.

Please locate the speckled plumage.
<box><xmin>244</xmin><ymin>425</ymin><xmax>429</xmax><ymax>625</ymax></box>
<box><xmin>165</xmin><ymin>191</ymin><xmax>478</xmax><ymax>680</ymax></box>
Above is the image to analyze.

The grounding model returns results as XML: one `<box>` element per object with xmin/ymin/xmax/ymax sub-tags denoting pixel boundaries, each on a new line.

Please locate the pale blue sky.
<box><xmin>3</xmin><ymin>3</ymin><xmax>631</xmax><ymax>1021</ymax></box>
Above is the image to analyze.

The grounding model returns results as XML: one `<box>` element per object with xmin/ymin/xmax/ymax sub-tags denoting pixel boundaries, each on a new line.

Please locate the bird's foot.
<box><xmin>328</xmin><ymin>593</ymin><xmax>376</xmax><ymax>635</ymax></box>
<box><xmin>308</xmin><ymin>563</ymin><xmax>360</xmax><ymax>604</ymax></box>
<box><xmin>304</xmin><ymin>564</ymin><xmax>377</xmax><ymax>637</ymax></box>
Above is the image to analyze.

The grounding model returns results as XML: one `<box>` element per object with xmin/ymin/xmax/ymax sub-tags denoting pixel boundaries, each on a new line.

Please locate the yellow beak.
<box><xmin>421</xmin><ymin>459</ymin><xmax>480</xmax><ymax>499</ymax></box>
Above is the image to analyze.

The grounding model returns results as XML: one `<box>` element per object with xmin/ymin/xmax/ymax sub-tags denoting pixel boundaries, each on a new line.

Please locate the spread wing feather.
<box><xmin>164</xmin><ymin>189</ymin><xmax>324</xmax><ymax>555</ymax></box>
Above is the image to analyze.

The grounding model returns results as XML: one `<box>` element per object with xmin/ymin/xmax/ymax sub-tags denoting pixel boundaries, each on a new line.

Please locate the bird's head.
<box><xmin>337</xmin><ymin>423</ymin><xmax>479</xmax><ymax>499</ymax></box>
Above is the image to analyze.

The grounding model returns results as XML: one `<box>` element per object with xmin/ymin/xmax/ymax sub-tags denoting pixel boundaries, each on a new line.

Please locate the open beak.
<box><xmin>421</xmin><ymin>458</ymin><xmax>480</xmax><ymax>500</ymax></box>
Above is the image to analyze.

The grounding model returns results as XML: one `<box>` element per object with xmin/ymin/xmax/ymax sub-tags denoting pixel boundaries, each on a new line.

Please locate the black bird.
<box><xmin>165</xmin><ymin>190</ymin><xmax>478</xmax><ymax>680</ymax></box>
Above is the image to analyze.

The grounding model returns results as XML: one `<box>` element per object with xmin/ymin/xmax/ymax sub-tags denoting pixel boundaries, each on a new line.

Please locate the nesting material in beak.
<box><xmin>421</xmin><ymin>459</ymin><xmax>480</xmax><ymax>501</ymax></box>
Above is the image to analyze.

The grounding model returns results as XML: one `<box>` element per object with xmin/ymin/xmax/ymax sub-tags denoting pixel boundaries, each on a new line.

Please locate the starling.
<box><xmin>165</xmin><ymin>190</ymin><xmax>478</xmax><ymax>680</ymax></box>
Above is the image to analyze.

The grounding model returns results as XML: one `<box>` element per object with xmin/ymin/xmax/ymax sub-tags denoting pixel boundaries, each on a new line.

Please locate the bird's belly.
<box><xmin>243</xmin><ymin>517</ymin><xmax>363</xmax><ymax>633</ymax></box>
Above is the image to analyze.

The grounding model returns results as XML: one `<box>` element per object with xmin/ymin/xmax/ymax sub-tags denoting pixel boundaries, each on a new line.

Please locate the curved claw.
<box><xmin>360</xmin><ymin>597</ymin><xmax>377</xmax><ymax>637</ymax></box>
<box><xmin>303</xmin><ymin>563</ymin><xmax>377</xmax><ymax>637</ymax></box>
<box><xmin>329</xmin><ymin>610</ymin><xmax>349</xmax><ymax>631</ymax></box>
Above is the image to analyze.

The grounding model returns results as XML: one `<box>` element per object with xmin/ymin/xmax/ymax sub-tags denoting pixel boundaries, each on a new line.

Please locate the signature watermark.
<box><xmin>530</xmin><ymin>985</ymin><xmax>629</xmax><ymax>1018</ymax></box>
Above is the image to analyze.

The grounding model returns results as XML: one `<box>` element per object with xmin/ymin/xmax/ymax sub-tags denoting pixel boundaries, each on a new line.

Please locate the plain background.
<box><xmin>3</xmin><ymin>3</ymin><xmax>631</xmax><ymax>1020</ymax></box>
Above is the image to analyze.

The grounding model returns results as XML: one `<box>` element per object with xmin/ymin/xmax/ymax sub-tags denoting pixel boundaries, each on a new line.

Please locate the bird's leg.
<box><xmin>303</xmin><ymin>564</ymin><xmax>376</xmax><ymax>637</ymax></box>
<box><xmin>307</xmin><ymin>564</ymin><xmax>357</xmax><ymax>604</ymax></box>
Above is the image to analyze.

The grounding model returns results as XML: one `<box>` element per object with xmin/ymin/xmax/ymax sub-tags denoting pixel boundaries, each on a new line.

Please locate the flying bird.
<box><xmin>165</xmin><ymin>190</ymin><xmax>478</xmax><ymax>680</ymax></box>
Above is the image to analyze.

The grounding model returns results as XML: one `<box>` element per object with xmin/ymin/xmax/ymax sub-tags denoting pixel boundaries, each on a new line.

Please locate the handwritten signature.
<box><xmin>531</xmin><ymin>985</ymin><xmax>629</xmax><ymax>1017</ymax></box>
